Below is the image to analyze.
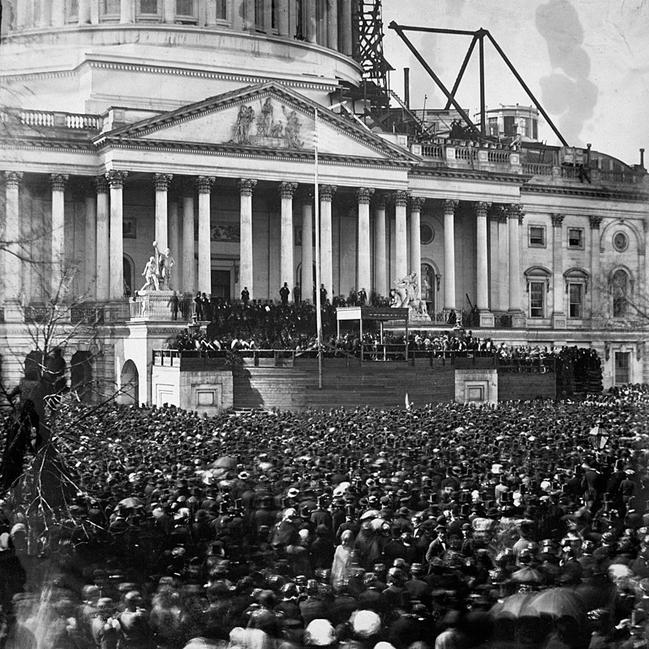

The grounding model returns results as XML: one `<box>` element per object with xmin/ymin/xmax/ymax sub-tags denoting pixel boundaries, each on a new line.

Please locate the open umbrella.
<box><xmin>210</xmin><ymin>456</ymin><xmax>237</xmax><ymax>470</ymax></box>
<box><xmin>118</xmin><ymin>496</ymin><xmax>144</xmax><ymax>509</ymax></box>
<box><xmin>526</xmin><ymin>588</ymin><xmax>586</xmax><ymax>620</ymax></box>
<box><xmin>490</xmin><ymin>592</ymin><xmax>536</xmax><ymax>620</ymax></box>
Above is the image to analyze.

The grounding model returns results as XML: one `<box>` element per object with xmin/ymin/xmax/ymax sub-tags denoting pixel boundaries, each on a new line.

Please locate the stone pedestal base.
<box><xmin>478</xmin><ymin>310</ymin><xmax>495</xmax><ymax>328</ymax></box>
<box><xmin>552</xmin><ymin>312</ymin><xmax>567</xmax><ymax>329</ymax></box>
<box><xmin>3</xmin><ymin>299</ymin><xmax>23</xmax><ymax>322</ymax></box>
<box><xmin>131</xmin><ymin>290</ymin><xmax>175</xmax><ymax>321</ymax></box>
<box><xmin>508</xmin><ymin>310</ymin><xmax>527</xmax><ymax>328</ymax></box>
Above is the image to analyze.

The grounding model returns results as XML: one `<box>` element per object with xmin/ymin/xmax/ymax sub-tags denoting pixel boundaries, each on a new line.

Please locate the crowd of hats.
<box><xmin>1</xmin><ymin>384</ymin><xmax>647</xmax><ymax>648</ymax></box>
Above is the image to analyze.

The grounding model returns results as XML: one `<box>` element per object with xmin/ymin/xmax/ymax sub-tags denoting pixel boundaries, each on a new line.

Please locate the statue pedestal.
<box><xmin>478</xmin><ymin>310</ymin><xmax>495</xmax><ymax>328</ymax></box>
<box><xmin>408</xmin><ymin>306</ymin><xmax>431</xmax><ymax>323</ymax></box>
<box><xmin>131</xmin><ymin>290</ymin><xmax>176</xmax><ymax>321</ymax></box>
<box><xmin>509</xmin><ymin>310</ymin><xmax>527</xmax><ymax>328</ymax></box>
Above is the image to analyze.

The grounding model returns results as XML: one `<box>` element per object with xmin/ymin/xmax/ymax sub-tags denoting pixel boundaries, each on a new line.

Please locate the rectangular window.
<box><xmin>532</xmin><ymin>119</ymin><xmax>538</xmax><ymax>140</ymax></box>
<box><xmin>103</xmin><ymin>0</ymin><xmax>121</xmax><ymax>15</ymax></box>
<box><xmin>568</xmin><ymin>283</ymin><xmax>583</xmax><ymax>318</ymax></box>
<box><xmin>529</xmin><ymin>281</ymin><xmax>545</xmax><ymax>318</ymax></box>
<box><xmin>488</xmin><ymin>117</ymin><xmax>499</xmax><ymax>137</ymax></box>
<box><xmin>139</xmin><ymin>0</ymin><xmax>159</xmax><ymax>13</ymax></box>
<box><xmin>615</xmin><ymin>352</ymin><xmax>630</xmax><ymax>385</ymax></box>
<box><xmin>529</xmin><ymin>225</ymin><xmax>546</xmax><ymax>247</ymax></box>
<box><xmin>176</xmin><ymin>0</ymin><xmax>195</xmax><ymax>16</ymax></box>
<box><xmin>271</xmin><ymin>0</ymin><xmax>278</xmax><ymax>29</ymax></box>
<box><xmin>255</xmin><ymin>0</ymin><xmax>265</xmax><ymax>29</ymax></box>
<box><xmin>503</xmin><ymin>115</ymin><xmax>516</xmax><ymax>137</ymax></box>
<box><xmin>568</xmin><ymin>227</ymin><xmax>584</xmax><ymax>249</ymax></box>
<box><xmin>215</xmin><ymin>0</ymin><xmax>227</xmax><ymax>20</ymax></box>
<box><xmin>66</xmin><ymin>0</ymin><xmax>79</xmax><ymax>22</ymax></box>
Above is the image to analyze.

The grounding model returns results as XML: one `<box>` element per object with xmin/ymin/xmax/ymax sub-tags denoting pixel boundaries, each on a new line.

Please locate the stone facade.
<box><xmin>0</xmin><ymin>0</ymin><xmax>648</xmax><ymax>397</ymax></box>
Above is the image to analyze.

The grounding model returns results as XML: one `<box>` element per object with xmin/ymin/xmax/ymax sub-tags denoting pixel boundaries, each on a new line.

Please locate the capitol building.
<box><xmin>0</xmin><ymin>0</ymin><xmax>647</xmax><ymax>404</ymax></box>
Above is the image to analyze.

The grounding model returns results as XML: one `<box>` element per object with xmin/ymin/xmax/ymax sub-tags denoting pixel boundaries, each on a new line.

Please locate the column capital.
<box><xmin>394</xmin><ymin>190</ymin><xmax>410</xmax><ymax>207</ymax></box>
<box><xmin>279</xmin><ymin>181</ymin><xmax>298</xmax><ymax>199</ymax></box>
<box><xmin>154</xmin><ymin>173</ymin><xmax>174</xmax><ymax>191</ymax></box>
<box><xmin>4</xmin><ymin>171</ymin><xmax>23</xmax><ymax>187</ymax></box>
<box><xmin>238</xmin><ymin>178</ymin><xmax>257</xmax><ymax>196</ymax></box>
<box><xmin>106</xmin><ymin>170</ymin><xmax>128</xmax><ymax>188</ymax></box>
<box><xmin>196</xmin><ymin>176</ymin><xmax>216</xmax><ymax>193</ymax></box>
<box><xmin>95</xmin><ymin>175</ymin><xmax>109</xmax><ymax>194</ymax></box>
<box><xmin>551</xmin><ymin>213</ymin><xmax>564</xmax><ymax>228</ymax></box>
<box><xmin>589</xmin><ymin>215</ymin><xmax>602</xmax><ymax>230</ymax></box>
<box><xmin>475</xmin><ymin>201</ymin><xmax>491</xmax><ymax>217</ymax></box>
<box><xmin>374</xmin><ymin>192</ymin><xmax>388</xmax><ymax>209</ymax></box>
<box><xmin>320</xmin><ymin>185</ymin><xmax>337</xmax><ymax>202</ymax></box>
<box><xmin>410</xmin><ymin>196</ymin><xmax>426</xmax><ymax>212</ymax></box>
<box><xmin>50</xmin><ymin>173</ymin><xmax>69</xmax><ymax>192</ymax></box>
<box><xmin>491</xmin><ymin>205</ymin><xmax>508</xmax><ymax>224</ymax></box>
<box><xmin>442</xmin><ymin>199</ymin><xmax>459</xmax><ymax>214</ymax></box>
<box><xmin>506</xmin><ymin>204</ymin><xmax>524</xmax><ymax>221</ymax></box>
<box><xmin>356</xmin><ymin>187</ymin><xmax>375</xmax><ymax>205</ymax></box>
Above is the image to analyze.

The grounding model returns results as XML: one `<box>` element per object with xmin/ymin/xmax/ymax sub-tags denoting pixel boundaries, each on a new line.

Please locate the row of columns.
<box><xmin>13</xmin><ymin>0</ymin><xmax>354</xmax><ymax>56</ymax></box>
<box><xmin>2</xmin><ymin>171</ymin><xmax>527</xmax><ymax>315</ymax></box>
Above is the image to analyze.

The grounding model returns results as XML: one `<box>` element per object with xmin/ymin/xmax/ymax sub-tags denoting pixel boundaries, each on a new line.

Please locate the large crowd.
<box><xmin>1</xmin><ymin>383</ymin><xmax>648</xmax><ymax>648</ymax></box>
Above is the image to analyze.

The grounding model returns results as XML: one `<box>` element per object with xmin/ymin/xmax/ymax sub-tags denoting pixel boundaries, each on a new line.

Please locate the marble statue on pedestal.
<box><xmin>391</xmin><ymin>272</ymin><xmax>431</xmax><ymax>322</ymax></box>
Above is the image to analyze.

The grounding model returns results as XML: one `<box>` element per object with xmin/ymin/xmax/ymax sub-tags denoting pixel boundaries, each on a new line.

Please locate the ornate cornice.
<box><xmin>196</xmin><ymin>176</ymin><xmax>215</xmax><ymax>193</ymax></box>
<box><xmin>522</xmin><ymin>183</ymin><xmax>649</xmax><ymax>203</ymax></box>
<box><xmin>106</xmin><ymin>170</ymin><xmax>128</xmax><ymax>188</ymax></box>
<box><xmin>153</xmin><ymin>173</ymin><xmax>173</xmax><ymax>191</ymax></box>
<box><xmin>410</xmin><ymin>196</ymin><xmax>425</xmax><ymax>212</ymax></box>
<box><xmin>394</xmin><ymin>190</ymin><xmax>409</xmax><ymax>207</ymax></box>
<box><xmin>4</xmin><ymin>171</ymin><xmax>23</xmax><ymax>187</ymax></box>
<box><xmin>50</xmin><ymin>173</ymin><xmax>69</xmax><ymax>192</ymax></box>
<box><xmin>238</xmin><ymin>178</ymin><xmax>257</xmax><ymax>196</ymax></box>
<box><xmin>279</xmin><ymin>181</ymin><xmax>298</xmax><ymax>199</ymax></box>
<box><xmin>356</xmin><ymin>187</ymin><xmax>375</xmax><ymax>205</ymax></box>
<box><xmin>320</xmin><ymin>185</ymin><xmax>336</xmax><ymax>202</ymax></box>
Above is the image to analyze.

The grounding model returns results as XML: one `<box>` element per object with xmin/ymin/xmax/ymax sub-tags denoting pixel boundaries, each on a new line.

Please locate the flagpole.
<box><xmin>314</xmin><ymin>107</ymin><xmax>323</xmax><ymax>389</ymax></box>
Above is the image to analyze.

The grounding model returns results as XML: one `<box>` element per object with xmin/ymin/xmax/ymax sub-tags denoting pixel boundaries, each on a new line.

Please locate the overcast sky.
<box><xmin>381</xmin><ymin>0</ymin><xmax>649</xmax><ymax>165</ymax></box>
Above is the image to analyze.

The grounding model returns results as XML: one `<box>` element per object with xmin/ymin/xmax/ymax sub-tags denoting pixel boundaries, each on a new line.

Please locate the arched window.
<box><xmin>420</xmin><ymin>262</ymin><xmax>437</xmax><ymax>313</ymax></box>
<box><xmin>563</xmin><ymin>268</ymin><xmax>590</xmax><ymax>319</ymax></box>
<box><xmin>612</xmin><ymin>269</ymin><xmax>629</xmax><ymax>318</ymax></box>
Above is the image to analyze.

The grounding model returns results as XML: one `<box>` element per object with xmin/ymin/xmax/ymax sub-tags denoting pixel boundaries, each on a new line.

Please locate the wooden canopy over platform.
<box><xmin>335</xmin><ymin>306</ymin><xmax>409</xmax><ymax>341</ymax></box>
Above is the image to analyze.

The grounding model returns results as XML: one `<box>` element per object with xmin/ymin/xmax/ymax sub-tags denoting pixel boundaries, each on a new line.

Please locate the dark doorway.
<box><xmin>211</xmin><ymin>270</ymin><xmax>231</xmax><ymax>300</ymax></box>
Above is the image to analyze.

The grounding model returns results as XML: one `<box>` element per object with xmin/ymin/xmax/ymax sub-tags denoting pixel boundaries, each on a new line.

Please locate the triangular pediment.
<box><xmin>99</xmin><ymin>82</ymin><xmax>415</xmax><ymax>162</ymax></box>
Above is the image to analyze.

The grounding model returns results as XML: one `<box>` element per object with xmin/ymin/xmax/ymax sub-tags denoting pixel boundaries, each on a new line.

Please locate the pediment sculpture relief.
<box><xmin>230</xmin><ymin>98</ymin><xmax>304</xmax><ymax>149</ymax></box>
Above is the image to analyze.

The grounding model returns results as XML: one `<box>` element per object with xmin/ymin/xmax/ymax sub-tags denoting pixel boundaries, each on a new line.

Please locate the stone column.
<box><xmin>120</xmin><ymin>0</ymin><xmax>132</xmax><ymax>23</ymax></box>
<box><xmin>409</xmin><ymin>197</ymin><xmax>424</xmax><ymax>299</ymax></box>
<box><xmin>340</xmin><ymin>0</ymin><xmax>352</xmax><ymax>55</ymax></box>
<box><xmin>182</xmin><ymin>187</ymin><xmax>196</xmax><ymax>295</ymax></box>
<box><xmin>169</xmin><ymin>198</ymin><xmax>180</xmax><ymax>291</ymax></box>
<box><xmin>51</xmin><ymin>0</ymin><xmax>65</xmax><ymax>27</ymax></box>
<box><xmin>443</xmin><ymin>199</ymin><xmax>458</xmax><ymax>311</ymax></box>
<box><xmin>495</xmin><ymin>209</ymin><xmax>509</xmax><ymax>311</ymax></box>
<box><xmin>107</xmin><ymin>170</ymin><xmax>128</xmax><ymax>300</ymax></box>
<box><xmin>373</xmin><ymin>194</ymin><xmax>387</xmax><ymax>298</ymax></box>
<box><xmin>590</xmin><ymin>216</ymin><xmax>602</xmax><ymax>319</ymax></box>
<box><xmin>196</xmin><ymin>176</ymin><xmax>214</xmax><ymax>294</ymax></box>
<box><xmin>206</xmin><ymin>0</ymin><xmax>218</xmax><ymax>25</ymax></box>
<box><xmin>280</xmin><ymin>182</ymin><xmax>298</xmax><ymax>301</ymax></box>
<box><xmin>78</xmin><ymin>0</ymin><xmax>91</xmax><ymax>23</ymax></box>
<box><xmin>475</xmin><ymin>201</ymin><xmax>494</xmax><ymax>326</ymax></box>
<box><xmin>356</xmin><ymin>187</ymin><xmax>374</xmax><ymax>295</ymax></box>
<box><xmin>320</xmin><ymin>185</ymin><xmax>336</xmax><ymax>299</ymax></box>
<box><xmin>394</xmin><ymin>190</ymin><xmax>408</xmax><ymax>281</ymax></box>
<box><xmin>154</xmin><ymin>173</ymin><xmax>173</xmax><ymax>251</ymax></box>
<box><xmin>326</xmin><ymin>0</ymin><xmax>338</xmax><ymax>50</ymax></box>
<box><xmin>507</xmin><ymin>204</ymin><xmax>526</xmax><ymax>326</ymax></box>
<box><xmin>305</xmin><ymin>0</ymin><xmax>317</xmax><ymax>43</ymax></box>
<box><xmin>16</xmin><ymin>1</ymin><xmax>29</xmax><ymax>29</ymax></box>
<box><xmin>163</xmin><ymin>0</ymin><xmax>175</xmax><ymax>22</ymax></box>
<box><xmin>50</xmin><ymin>173</ymin><xmax>68</xmax><ymax>297</ymax></box>
<box><xmin>301</xmin><ymin>198</ymin><xmax>314</xmax><ymax>302</ymax></box>
<box><xmin>245</xmin><ymin>0</ymin><xmax>255</xmax><ymax>29</ymax></box>
<box><xmin>3</xmin><ymin>172</ymin><xmax>23</xmax><ymax>307</ymax></box>
<box><xmin>551</xmin><ymin>213</ymin><xmax>566</xmax><ymax>328</ymax></box>
<box><xmin>95</xmin><ymin>176</ymin><xmax>110</xmax><ymax>301</ymax></box>
<box><xmin>84</xmin><ymin>189</ymin><xmax>97</xmax><ymax>297</ymax></box>
<box><xmin>239</xmin><ymin>179</ymin><xmax>257</xmax><ymax>298</ymax></box>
